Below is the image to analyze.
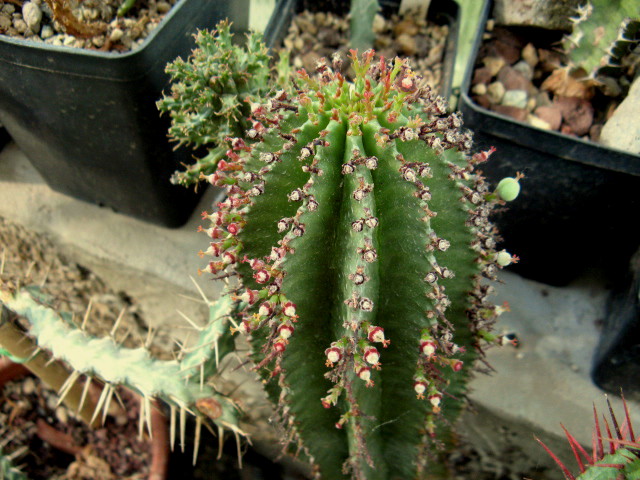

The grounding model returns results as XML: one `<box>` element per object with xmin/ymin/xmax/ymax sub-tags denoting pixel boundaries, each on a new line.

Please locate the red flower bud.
<box><xmin>325</xmin><ymin>347</ymin><xmax>342</xmax><ymax>366</ymax></box>
<box><xmin>364</xmin><ymin>347</ymin><xmax>380</xmax><ymax>365</ymax></box>
<box><xmin>420</xmin><ymin>341</ymin><xmax>437</xmax><ymax>357</ymax></box>
<box><xmin>277</xmin><ymin>323</ymin><xmax>294</xmax><ymax>339</ymax></box>
<box><xmin>253</xmin><ymin>269</ymin><xmax>270</xmax><ymax>284</ymax></box>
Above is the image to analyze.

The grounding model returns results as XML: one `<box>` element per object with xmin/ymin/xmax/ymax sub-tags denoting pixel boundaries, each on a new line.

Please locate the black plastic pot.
<box><xmin>592</xmin><ymin>250</ymin><xmax>640</xmax><ymax>400</ymax></box>
<box><xmin>0</xmin><ymin>125</ymin><xmax>10</xmax><ymax>150</ymax></box>
<box><xmin>264</xmin><ymin>0</ymin><xmax>460</xmax><ymax>99</ymax></box>
<box><xmin>458</xmin><ymin>0</ymin><xmax>640</xmax><ymax>286</ymax></box>
<box><xmin>0</xmin><ymin>0</ymin><xmax>248</xmax><ymax>227</ymax></box>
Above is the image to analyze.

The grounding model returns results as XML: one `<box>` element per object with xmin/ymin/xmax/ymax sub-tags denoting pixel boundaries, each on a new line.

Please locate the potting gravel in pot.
<box><xmin>265</xmin><ymin>0</ymin><xmax>460</xmax><ymax>98</ymax></box>
<box><xmin>458</xmin><ymin>0</ymin><xmax>640</xmax><ymax>286</ymax></box>
<box><xmin>0</xmin><ymin>0</ymin><xmax>249</xmax><ymax>227</ymax></box>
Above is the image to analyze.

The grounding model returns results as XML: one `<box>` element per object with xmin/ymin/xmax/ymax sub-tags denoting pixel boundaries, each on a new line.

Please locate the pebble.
<box><xmin>0</xmin><ymin>14</ymin><xmax>11</xmax><ymax>31</ymax></box>
<box><xmin>49</xmin><ymin>34</ymin><xmax>64</xmax><ymax>46</ymax></box>
<box><xmin>501</xmin><ymin>89</ymin><xmax>528</xmax><ymax>109</ymax></box>
<box><xmin>498</xmin><ymin>66</ymin><xmax>532</xmax><ymax>92</ymax></box>
<box><xmin>372</xmin><ymin>14</ymin><xmax>386</xmax><ymax>33</ymax></box>
<box><xmin>92</xmin><ymin>35</ymin><xmax>105</xmax><ymax>48</ymax></box>
<box><xmin>472</xmin><ymin>67</ymin><xmax>493</xmax><ymax>86</ymax></box>
<box><xmin>554</xmin><ymin>96</ymin><xmax>594</xmax><ymax>136</ymax></box>
<box><xmin>14</xmin><ymin>18</ymin><xmax>28</xmax><ymax>35</ymax></box>
<box><xmin>109</xmin><ymin>27</ymin><xmax>124</xmax><ymax>43</ymax></box>
<box><xmin>487</xmin><ymin>81</ymin><xmax>505</xmax><ymax>104</ymax></box>
<box><xmin>534</xmin><ymin>91</ymin><xmax>552</xmax><ymax>108</ymax></box>
<box><xmin>527</xmin><ymin>114</ymin><xmax>551</xmax><ymax>130</ymax></box>
<box><xmin>40</xmin><ymin>24</ymin><xmax>54</xmax><ymax>39</ymax></box>
<box><xmin>521</xmin><ymin>43</ymin><xmax>538</xmax><ymax>67</ymax></box>
<box><xmin>473</xmin><ymin>94</ymin><xmax>491</xmax><ymax>109</ymax></box>
<box><xmin>157</xmin><ymin>1</ymin><xmax>172</xmax><ymax>14</ymax></box>
<box><xmin>22</xmin><ymin>2</ymin><xmax>42</xmax><ymax>32</ymax></box>
<box><xmin>483</xmin><ymin>56</ymin><xmax>505</xmax><ymax>77</ymax></box>
<box><xmin>534</xmin><ymin>105</ymin><xmax>562</xmax><ymax>130</ymax></box>
<box><xmin>46</xmin><ymin>393</ymin><xmax>58</xmax><ymax>410</ymax></box>
<box><xmin>396</xmin><ymin>33</ymin><xmax>417</xmax><ymax>56</ymax></box>
<box><xmin>472</xmin><ymin>83</ymin><xmax>487</xmax><ymax>95</ymax></box>
<box><xmin>55</xmin><ymin>405</ymin><xmax>68</xmax><ymax>424</ymax></box>
<box><xmin>512</xmin><ymin>60</ymin><xmax>533</xmax><ymax>80</ymax></box>
<box><xmin>22</xmin><ymin>377</ymin><xmax>37</xmax><ymax>395</ymax></box>
<box><xmin>394</xmin><ymin>18</ymin><xmax>419</xmax><ymax>37</ymax></box>
<box><xmin>2</xmin><ymin>4</ymin><xmax>15</xmax><ymax>14</ymax></box>
<box><xmin>493</xmin><ymin>104</ymin><xmax>528</xmax><ymax>122</ymax></box>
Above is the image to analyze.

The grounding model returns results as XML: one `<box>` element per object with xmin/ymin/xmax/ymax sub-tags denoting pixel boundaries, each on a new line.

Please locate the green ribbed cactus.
<box><xmin>157</xmin><ymin>21</ymin><xmax>273</xmax><ymax>186</ymax></box>
<box><xmin>563</xmin><ymin>0</ymin><xmax>640</xmax><ymax>78</ymax></box>
<box><xmin>197</xmin><ymin>50</ymin><xmax>519</xmax><ymax>479</ymax></box>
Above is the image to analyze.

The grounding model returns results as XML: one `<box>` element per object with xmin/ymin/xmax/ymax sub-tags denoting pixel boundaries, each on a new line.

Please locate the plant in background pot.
<box><xmin>0</xmin><ymin>0</ymin><xmax>249</xmax><ymax>227</ymax></box>
<box><xmin>457</xmin><ymin>0</ymin><xmax>640</xmax><ymax>287</ymax></box>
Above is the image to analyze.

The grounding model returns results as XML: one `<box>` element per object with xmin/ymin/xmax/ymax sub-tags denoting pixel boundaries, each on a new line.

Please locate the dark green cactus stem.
<box><xmin>157</xmin><ymin>21</ymin><xmax>273</xmax><ymax>187</ymax></box>
<box><xmin>198</xmin><ymin>50</ymin><xmax>518</xmax><ymax>479</ymax></box>
<box><xmin>563</xmin><ymin>0</ymin><xmax>640</xmax><ymax>78</ymax></box>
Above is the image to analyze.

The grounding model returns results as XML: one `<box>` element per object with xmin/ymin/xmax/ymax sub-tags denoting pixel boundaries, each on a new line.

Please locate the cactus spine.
<box><xmin>563</xmin><ymin>0</ymin><xmax>640</xmax><ymax>78</ymax></box>
<box><xmin>198</xmin><ymin>50</ymin><xmax>518</xmax><ymax>479</ymax></box>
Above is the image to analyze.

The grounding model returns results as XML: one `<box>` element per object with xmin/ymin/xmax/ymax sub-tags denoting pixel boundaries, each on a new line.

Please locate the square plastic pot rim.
<box><xmin>0</xmin><ymin>0</ymin><xmax>193</xmax><ymax>79</ymax></box>
<box><xmin>458</xmin><ymin>0</ymin><xmax>640</xmax><ymax>177</ymax></box>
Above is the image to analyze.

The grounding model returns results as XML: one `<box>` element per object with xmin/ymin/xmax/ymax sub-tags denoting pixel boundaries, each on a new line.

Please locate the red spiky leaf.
<box><xmin>536</xmin><ymin>437</ymin><xmax>576</xmax><ymax>480</ymax></box>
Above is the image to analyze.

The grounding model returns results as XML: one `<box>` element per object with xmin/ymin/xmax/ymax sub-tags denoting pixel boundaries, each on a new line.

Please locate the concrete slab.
<box><xmin>1</xmin><ymin>140</ymin><xmax>638</xmax><ymax>478</ymax></box>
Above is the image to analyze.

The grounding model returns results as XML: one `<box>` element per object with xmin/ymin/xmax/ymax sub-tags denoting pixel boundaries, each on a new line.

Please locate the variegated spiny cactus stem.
<box><xmin>197</xmin><ymin>50</ymin><xmax>520</xmax><ymax>479</ymax></box>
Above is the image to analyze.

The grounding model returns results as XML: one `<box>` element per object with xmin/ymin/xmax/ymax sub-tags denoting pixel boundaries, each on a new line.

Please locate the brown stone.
<box><xmin>473</xmin><ymin>95</ymin><xmax>492</xmax><ymax>109</ymax></box>
<box><xmin>396</xmin><ymin>33</ymin><xmax>417</xmax><ymax>56</ymax></box>
<box><xmin>534</xmin><ymin>105</ymin><xmax>562</xmax><ymax>130</ymax></box>
<box><xmin>472</xmin><ymin>67</ymin><xmax>493</xmax><ymax>86</ymax></box>
<box><xmin>393</xmin><ymin>18</ymin><xmax>419</xmax><ymax>37</ymax></box>
<box><xmin>493</xmin><ymin>104</ymin><xmax>528</xmax><ymax>122</ymax></box>
<box><xmin>483</xmin><ymin>56</ymin><xmax>505</xmax><ymax>76</ymax></box>
<box><xmin>554</xmin><ymin>96</ymin><xmax>594</xmax><ymax>136</ymax></box>
<box><xmin>490</xmin><ymin>27</ymin><xmax>526</xmax><ymax>64</ymax></box>
<box><xmin>537</xmin><ymin>49</ymin><xmax>564</xmax><ymax>73</ymax></box>
<box><xmin>521</xmin><ymin>43</ymin><xmax>538</xmax><ymax>68</ymax></box>
<box><xmin>498</xmin><ymin>66</ymin><xmax>533</xmax><ymax>92</ymax></box>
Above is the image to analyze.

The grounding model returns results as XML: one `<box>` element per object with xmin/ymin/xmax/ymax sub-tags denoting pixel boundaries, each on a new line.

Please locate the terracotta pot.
<box><xmin>0</xmin><ymin>358</ymin><xmax>170</xmax><ymax>480</ymax></box>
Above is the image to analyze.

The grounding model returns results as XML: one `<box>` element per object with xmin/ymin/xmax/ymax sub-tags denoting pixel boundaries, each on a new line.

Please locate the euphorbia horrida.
<box><xmin>198</xmin><ymin>50</ymin><xmax>519</xmax><ymax>480</ymax></box>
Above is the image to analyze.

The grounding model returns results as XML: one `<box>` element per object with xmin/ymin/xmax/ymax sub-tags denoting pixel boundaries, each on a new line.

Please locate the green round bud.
<box><xmin>496</xmin><ymin>177</ymin><xmax>520</xmax><ymax>202</ymax></box>
<box><xmin>495</xmin><ymin>250</ymin><xmax>513</xmax><ymax>267</ymax></box>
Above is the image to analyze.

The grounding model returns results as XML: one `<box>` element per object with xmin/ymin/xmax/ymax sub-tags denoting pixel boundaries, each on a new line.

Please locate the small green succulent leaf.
<box><xmin>350</xmin><ymin>0</ymin><xmax>380</xmax><ymax>52</ymax></box>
